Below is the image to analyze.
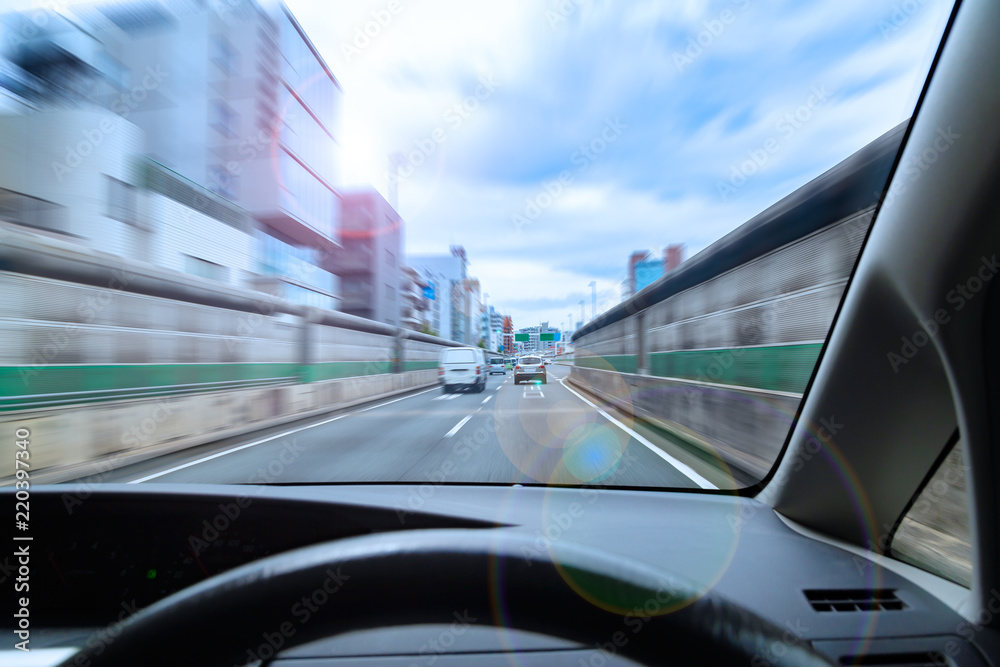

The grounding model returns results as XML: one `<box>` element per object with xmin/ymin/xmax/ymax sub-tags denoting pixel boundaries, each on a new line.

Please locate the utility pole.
<box><xmin>579</xmin><ymin>300</ymin><xmax>585</xmax><ymax>324</ymax></box>
<box><xmin>588</xmin><ymin>281</ymin><xmax>597</xmax><ymax>320</ymax></box>
<box><xmin>483</xmin><ymin>292</ymin><xmax>489</xmax><ymax>349</ymax></box>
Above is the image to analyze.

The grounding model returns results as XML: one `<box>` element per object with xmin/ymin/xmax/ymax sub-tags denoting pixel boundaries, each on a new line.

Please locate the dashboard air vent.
<box><xmin>804</xmin><ymin>589</ymin><xmax>906</xmax><ymax>612</ymax></box>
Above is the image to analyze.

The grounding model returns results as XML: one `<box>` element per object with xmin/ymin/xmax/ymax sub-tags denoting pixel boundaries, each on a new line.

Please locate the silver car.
<box><xmin>514</xmin><ymin>356</ymin><xmax>546</xmax><ymax>385</ymax></box>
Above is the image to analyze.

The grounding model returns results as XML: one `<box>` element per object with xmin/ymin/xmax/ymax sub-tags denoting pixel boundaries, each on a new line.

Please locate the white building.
<box><xmin>516</xmin><ymin>323</ymin><xmax>561</xmax><ymax>354</ymax></box>
<box><xmin>400</xmin><ymin>265</ymin><xmax>429</xmax><ymax>332</ymax></box>
<box><xmin>0</xmin><ymin>109</ymin><xmax>258</xmax><ymax>290</ymax></box>
<box><xmin>487</xmin><ymin>306</ymin><xmax>504</xmax><ymax>351</ymax></box>
<box><xmin>0</xmin><ymin>1</ymin><xmax>344</xmax><ymax>308</ymax></box>
<box><xmin>409</xmin><ymin>249</ymin><xmax>468</xmax><ymax>343</ymax></box>
<box><xmin>463</xmin><ymin>277</ymin><xmax>483</xmax><ymax>347</ymax></box>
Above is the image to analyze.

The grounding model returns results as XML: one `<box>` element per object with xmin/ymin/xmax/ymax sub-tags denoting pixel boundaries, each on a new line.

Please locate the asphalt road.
<box><xmin>93</xmin><ymin>366</ymin><xmax>716</xmax><ymax>489</ymax></box>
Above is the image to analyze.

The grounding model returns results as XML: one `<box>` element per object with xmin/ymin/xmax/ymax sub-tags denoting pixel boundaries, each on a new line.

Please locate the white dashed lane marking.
<box><xmin>444</xmin><ymin>415</ymin><xmax>473</xmax><ymax>438</ymax></box>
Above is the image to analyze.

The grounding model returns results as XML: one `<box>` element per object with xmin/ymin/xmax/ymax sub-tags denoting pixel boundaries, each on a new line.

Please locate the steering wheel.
<box><xmin>60</xmin><ymin>529</ymin><xmax>832</xmax><ymax>666</ymax></box>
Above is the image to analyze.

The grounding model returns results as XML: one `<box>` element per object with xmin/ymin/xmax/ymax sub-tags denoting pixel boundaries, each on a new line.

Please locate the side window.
<box><xmin>890</xmin><ymin>439</ymin><xmax>972</xmax><ymax>587</ymax></box>
<box><xmin>184</xmin><ymin>255</ymin><xmax>228</xmax><ymax>283</ymax></box>
<box><xmin>210</xmin><ymin>100</ymin><xmax>239</xmax><ymax>139</ymax></box>
<box><xmin>211</xmin><ymin>35</ymin><xmax>239</xmax><ymax>76</ymax></box>
<box><xmin>107</xmin><ymin>175</ymin><xmax>137</xmax><ymax>224</ymax></box>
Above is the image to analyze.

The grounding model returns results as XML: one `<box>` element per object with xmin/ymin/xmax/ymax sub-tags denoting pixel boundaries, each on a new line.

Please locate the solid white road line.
<box><xmin>348</xmin><ymin>386</ymin><xmax>441</xmax><ymax>413</ymax></box>
<box><xmin>127</xmin><ymin>416</ymin><xmax>346</xmax><ymax>483</ymax></box>
<box><xmin>444</xmin><ymin>415</ymin><xmax>473</xmax><ymax>438</ymax></box>
<box><xmin>558</xmin><ymin>378</ymin><xmax>717</xmax><ymax>490</ymax></box>
<box><xmin>128</xmin><ymin>386</ymin><xmax>440</xmax><ymax>483</ymax></box>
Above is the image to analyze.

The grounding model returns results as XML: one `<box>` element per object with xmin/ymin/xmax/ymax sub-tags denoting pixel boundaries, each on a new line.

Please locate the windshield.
<box><xmin>0</xmin><ymin>0</ymin><xmax>952</xmax><ymax>491</ymax></box>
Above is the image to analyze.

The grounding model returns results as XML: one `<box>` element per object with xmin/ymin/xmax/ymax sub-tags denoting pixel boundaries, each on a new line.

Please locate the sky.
<box><xmin>278</xmin><ymin>0</ymin><xmax>951</xmax><ymax>330</ymax></box>
<box><xmin>15</xmin><ymin>0</ymin><xmax>953</xmax><ymax>330</ymax></box>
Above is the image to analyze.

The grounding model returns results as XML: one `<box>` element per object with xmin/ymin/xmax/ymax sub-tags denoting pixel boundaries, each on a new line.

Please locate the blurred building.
<box><xmin>400</xmin><ymin>265</ymin><xmax>429</xmax><ymax>332</ymax></box>
<box><xmin>0</xmin><ymin>106</ymin><xmax>144</xmax><ymax>251</ymax></box>
<box><xmin>0</xmin><ymin>10</ymin><xmax>150</xmax><ymax>260</ymax></box>
<box><xmin>410</xmin><ymin>246</ymin><xmax>470</xmax><ymax>343</ymax></box>
<box><xmin>516</xmin><ymin>323</ymin><xmax>560</xmax><ymax>353</ymax></box>
<box><xmin>622</xmin><ymin>250</ymin><xmax>653</xmax><ymax>300</ymax></box>
<box><xmin>409</xmin><ymin>245</ymin><xmax>496</xmax><ymax>348</ymax></box>
<box><xmin>622</xmin><ymin>244</ymin><xmax>687</xmax><ymax>300</ymax></box>
<box><xmin>0</xmin><ymin>107</ymin><xmax>257</xmax><ymax>289</ymax></box>
<box><xmin>0</xmin><ymin>1</ymin><xmax>344</xmax><ymax>309</ymax></box>
<box><xmin>665</xmin><ymin>243</ymin><xmax>686</xmax><ymax>271</ymax></box>
<box><xmin>87</xmin><ymin>0</ymin><xmax>344</xmax><ymax>309</ymax></box>
<box><xmin>502</xmin><ymin>316</ymin><xmax>514</xmax><ymax>357</ymax></box>
<box><xmin>480</xmin><ymin>304</ymin><xmax>490</xmax><ymax>349</ymax></box>
<box><xmin>487</xmin><ymin>306</ymin><xmax>504</xmax><ymax>351</ymax></box>
<box><xmin>463</xmin><ymin>276</ymin><xmax>483</xmax><ymax>347</ymax></box>
<box><xmin>333</xmin><ymin>188</ymin><xmax>402</xmax><ymax>325</ymax></box>
<box><xmin>142</xmin><ymin>160</ymin><xmax>257</xmax><ymax>286</ymax></box>
<box><xmin>634</xmin><ymin>257</ymin><xmax>663</xmax><ymax>293</ymax></box>
<box><xmin>0</xmin><ymin>10</ymin><xmax>111</xmax><ymax>110</ymax></box>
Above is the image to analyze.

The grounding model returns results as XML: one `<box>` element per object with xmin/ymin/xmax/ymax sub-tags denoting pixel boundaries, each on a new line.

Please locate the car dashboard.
<box><xmin>2</xmin><ymin>483</ymin><xmax>997</xmax><ymax>666</ymax></box>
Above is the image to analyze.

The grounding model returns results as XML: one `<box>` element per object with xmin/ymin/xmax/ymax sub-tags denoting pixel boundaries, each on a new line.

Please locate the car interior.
<box><xmin>3</xmin><ymin>0</ymin><xmax>1000</xmax><ymax>665</ymax></box>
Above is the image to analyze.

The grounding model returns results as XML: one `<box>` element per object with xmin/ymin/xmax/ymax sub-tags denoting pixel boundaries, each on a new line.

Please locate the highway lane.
<box><xmin>90</xmin><ymin>366</ymin><xmax>716</xmax><ymax>489</ymax></box>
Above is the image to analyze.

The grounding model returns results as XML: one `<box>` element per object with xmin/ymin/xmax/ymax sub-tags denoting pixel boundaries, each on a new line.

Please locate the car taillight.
<box><xmin>515</xmin><ymin>365</ymin><xmax>521</xmax><ymax>370</ymax></box>
<box><xmin>438</xmin><ymin>367</ymin><xmax>444</xmax><ymax>376</ymax></box>
<box><xmin>476</xmin><ymin>366</ymin><xmax>481</xmax><ymax>375</ymax></box>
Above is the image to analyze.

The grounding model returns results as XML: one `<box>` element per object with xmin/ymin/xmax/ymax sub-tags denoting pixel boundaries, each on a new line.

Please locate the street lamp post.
<box><xmin>482</xmin><ymin>292</ymin><xmax>489</xmax><ymax>349</ymax></box>
<box><xmin>588</xmin><ymin>281</ymin><xmax>597</xmax><ymax>320</ymax></box>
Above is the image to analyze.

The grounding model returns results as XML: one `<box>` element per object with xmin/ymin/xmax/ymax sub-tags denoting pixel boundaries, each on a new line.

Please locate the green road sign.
<box><xmin>514</xmin><ymin>333</ymin><xmax>529</xmax><ymax>342</ymax></box>
<box><xmin>539</xmin><ymin>332</ymin><xmax>561</xmax><ymax>341</ymax></box>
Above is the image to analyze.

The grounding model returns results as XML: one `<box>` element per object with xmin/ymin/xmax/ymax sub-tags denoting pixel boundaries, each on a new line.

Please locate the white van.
<box><xmin>487</xmin><ymin>356</ymin><xmax>506</xmax><ymax>375</ymax></box>
<box><xmin>439</xmin><ymin>347</ymin><xmax>487</xmax><ymax>393</ymax></box>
